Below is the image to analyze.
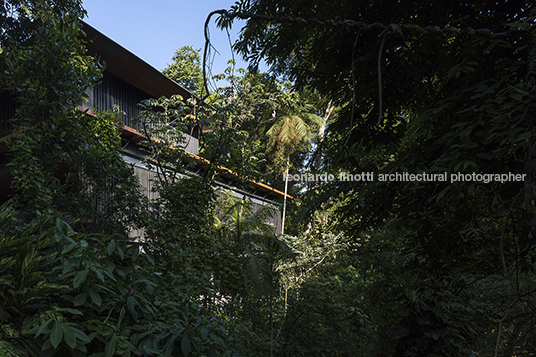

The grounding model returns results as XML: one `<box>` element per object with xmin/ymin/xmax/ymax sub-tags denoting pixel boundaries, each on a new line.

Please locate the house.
<box><xmin>0</xmin><ymin>21</ymin><xmax>287</xmax><ymax>234</ymax></box>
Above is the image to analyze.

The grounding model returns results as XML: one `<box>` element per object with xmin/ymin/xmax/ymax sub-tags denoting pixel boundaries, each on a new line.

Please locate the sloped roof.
<box><xmin>81</xmin><ymin>21</ymin><xmax>193</xmax><ymax>101</ymax></box>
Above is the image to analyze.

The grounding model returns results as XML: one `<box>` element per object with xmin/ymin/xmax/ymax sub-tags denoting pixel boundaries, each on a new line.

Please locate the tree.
<box><xmin>0</xmin><ymin>200</ymin><xmax>232</xmax><ymax>356</ymax></box>
<box><xmin>264</xmin><ymin>82</ymin><xmax>323</xmax><ymax>234</ymax></box>
<box><xmin>265</xmin><ymin>83</ymin><xmax>323</xmax><ymax>163</ymax></box>
<box><xmin>201</xmin><ymin>65</ymin><xmax>324</xmax><ymax>195</ymax></box>
<box><xmin>214</xmin><ymin>190</ymin><xmax>294</xmax><ymax>356</ymax></box>
<box><xmin>215</xmin><ymin>190</ymin><xmax>291</xmax><ymax>295</ymax></box>
<box><xmin>0</xmin><ymin>0</ymin><xmax>85</xmax><ymax>49</ymax></box>
<box><xmin>2</xmin><ymin>16</ymin><xmax>145</xmax><ymax>235</ymax></box>
<box><xmin>0</xmin><ymin>13</ymin><xmax>232</xmax><ymax>357</ymax></box>
<box><xmin>215</xmin><ymin>1</ymin><xmax>536</xmax><ymax>354</ymax></box>
<box><xmin>3</xmin><ymin>16</ymin><xmax>101</xmax><ymax>213</ymax></box>
<box><xmin>162</xmin><ymin>45</ymin><xmax>204</xmax><ymax>96</ymax></box>
<box><xmin>200</xmin><ymin>65</ymin><xmax>280</xmax><ymax>185</ymax></box>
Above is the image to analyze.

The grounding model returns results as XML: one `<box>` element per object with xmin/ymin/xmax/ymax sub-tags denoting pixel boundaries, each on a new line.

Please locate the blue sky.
<box><xmin>82</xmin><ymin>0</ymin><xmax>250</xmax><ymax>79</ymax></box>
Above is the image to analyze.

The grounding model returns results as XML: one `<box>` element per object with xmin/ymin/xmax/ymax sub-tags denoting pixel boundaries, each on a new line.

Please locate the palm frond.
<box><xmin>215</xmin><ymin>189</ymin><xmax>293</xmax><ymax>297</ymax></box>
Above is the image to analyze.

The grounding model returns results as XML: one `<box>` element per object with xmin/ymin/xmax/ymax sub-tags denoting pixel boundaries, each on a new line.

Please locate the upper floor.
<box><xmin>0</xmin><ymin>21</ymin><xmax>290</xmax><ymax>231</ymax></box>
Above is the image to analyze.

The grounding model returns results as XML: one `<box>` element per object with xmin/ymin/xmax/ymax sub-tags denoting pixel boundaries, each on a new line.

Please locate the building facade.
<box><xmin>0</xmin><ymin>21</ymin><xmax>286</xmax><ymax>234</ymax></box>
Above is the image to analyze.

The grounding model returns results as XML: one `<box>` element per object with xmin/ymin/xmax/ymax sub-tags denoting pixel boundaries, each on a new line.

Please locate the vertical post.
<box><xmin>281</xmin><ymin>156</ymin><xmax>289</xmax><ymax>235</ymax></box>
<box><xmin>269</xmin><ymin>294</ymin><xmax>273</xmax><ymax>357</ymax></box>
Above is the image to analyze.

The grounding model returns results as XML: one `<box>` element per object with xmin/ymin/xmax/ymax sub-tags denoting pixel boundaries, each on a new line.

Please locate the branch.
<box><xmin>376</xmin><ymin>30</ymin><xmax>387</xmax><ymax>126</ymax></box>
<box><xmin>213</xmin><ymin>10</ymin><xmax>523</xmax><ymax>40</ymax></box>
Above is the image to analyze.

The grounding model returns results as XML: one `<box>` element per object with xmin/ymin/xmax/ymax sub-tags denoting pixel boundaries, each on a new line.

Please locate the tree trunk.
<box><xmin>281</xmin><ymin>156</ymin><xmax>289</xmax><ymax>235</ymax></box>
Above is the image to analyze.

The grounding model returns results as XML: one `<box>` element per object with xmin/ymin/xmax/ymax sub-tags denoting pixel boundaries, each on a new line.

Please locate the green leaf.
<box><xmin>107</xmin><ymin>240</ymin><xmax>116</xmax><ymax>255</ymax></box>
<box><xmin>209</xmin><ymin>333</ymin><xmax>220</xmax><ymax>344</ymax></box>
<box><xmin>89</xmin><ymin>288</ymin><xmax>102</xmax><ymax>306</ymax></box>
<box><xmin>51</xmin><ymin>321</ymin><xmax>63</xmax><ymax>349</ymax></box>
<box><xmin>506</xmin><ymin>21</ymin><xmax>531</xmax><ymax>29</ymax></box>
<box><xmin>515</xmin><ymin>132</ymin><xmax>532</xmax><ymax>142</ymax></box>
<box><xmin>91</xmin><ymin>266</ymin><xmax>105</xmax><ymax>283</ymax></box>
<box><xmin>144</xmin><ymin>253</ymin><xmax>154</xmax><ymax>265</ymax></box>
<box><xmin>218</xmin><ymin>325</ymin><xmax>227</xmax><ymax>337</ymax></box>
<box><xmin>132</xmin><ymin>245</ymin><xmax>140</xmax><ymax>262</ymax></box>
<box><xmin>73</xmin><ymin>293</ymin><xmax>87</xmax><ymax>306</ymax></box>
<box><xmin>105</xmin><ymin>335</ymin><xmax>117</xmax><ymax>357</ymax></box>
<box><xmin>181</xmin><ymin>333</ymin><xmax>191</xmax><ymax>356</ymax></box>
<box><xmin>117</xmin><ymin>306</ymin><xmax>126</xmax><ymax>329</ymax></box>
<box><xmin>42</xmin><ymin>338</ymin><xmax>52</xmax><ymax>351</ymax></box>
<box><xmin>73</xmin><ymin>269</ymin><xmax>89</xmax><ymax>289</ymax></box>
<box><xmin>127</xmin><ymin>296</ymin><xmax>138</xmax><ymax>320</ymax></box>
<box><xmin>513</xmin><ymin>87</ymin><xmax>529</xmax><ymax>96</ymax></box>
<box><xmin>208</xmin><ymin>344</ymin><xmax>216</xmax><ymax>357</ymax></box>
<box><xmin>54</xmin><ymin>306</ymin><xmax>83</xmax><ymax>315</ymax></box>
<box><xmin>510</xmin><ymin>92</ymin><xmax>523</xmax><ymax>101</ymax></box>
<box><xmin>72</xmin><ymin>327</ymin><xmax>91</xmax><ymax>343</ymax></box>
<box><xmin>55</xmin><ymin>217</ymin><xmax>64</xmax><ymax>232</ymax></box>
<box><xmin>200</xmin><ymin>327</ymin><xmax>208</xmax><ymax>340</ymax></box>
<box><xmin>117</xmin><ymin>246</ymin><xmax>124</xmax><ymax>260</ymax></box>
<box><xmin>164</xmin><ymin>338</ymin><xmax>174</xmax><ymax>356</ymax></box>
<box><xmin>35</xmin><ymin>318</ymin><xmax>53</xmax><ymax>337</ymax></box>
<box><xmin>62</xmin><ymin>242</ymin><xmax>77</xmax><ymax>254</ymax></box>
<box><xmin>62</xmin><ymin>324</ymin><xmax>77</xmax><ymax>350</ymax></box>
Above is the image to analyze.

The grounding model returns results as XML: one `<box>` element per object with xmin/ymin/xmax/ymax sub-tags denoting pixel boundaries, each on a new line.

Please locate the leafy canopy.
<box><xmin>214</xmin><ymin>1</ymin><xmax>536</xmax><ymax>355</ymax></box>
<box><xmin>162</xmin><ymin>45</ymin><xmax>204</xmax><ymax>96</ymax></box>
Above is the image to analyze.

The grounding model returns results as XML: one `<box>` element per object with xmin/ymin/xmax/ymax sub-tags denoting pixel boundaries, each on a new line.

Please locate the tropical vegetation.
<box><xmin>1</xmin><ymin>0</ymin><xmax>536</xmax><ymax>356</ymax></box>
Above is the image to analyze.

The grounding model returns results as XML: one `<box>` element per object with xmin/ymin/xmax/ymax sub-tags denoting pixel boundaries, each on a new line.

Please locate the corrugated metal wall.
<box><xmin>133</xmin><ymin>164</ymin><xmax>161</xmax><ymax>205</ymax></box>
<box><xmin>251</xmin><ymin>201</ymin><xmax>282</xmax><ymax>235</ymax></box>
<box><xmin>1</xmin><ymin>72</ymin><xmax>279</xmax><ymax>235</ymax></box>
<box><xmin>126</xmin><ymin>153</ymin><xmax>282</xmax><ymax>235</ymax></box>
<box><xmin>86</xmin><ymin>71</ymin><xmax>199</xmax><ymax>155</ymax></box>
<box><xmin>85</xmin><ymin>71</ymin><xmax>150</xmax><ymax>130</ymax></box>
<box><xmin>182</xmin><ymin>132</ymin><xmax>199</xmax><ymax>155</ymax></box>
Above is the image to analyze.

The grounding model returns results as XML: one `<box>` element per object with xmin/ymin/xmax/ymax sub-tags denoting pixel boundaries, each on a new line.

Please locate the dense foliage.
<box><xmin>202</xmin><ymin>66</ymin><xmax>326</xmax><ymax>192</ymax></box>
<box><xmin>162</xmin><ymin>46</ymin><xmax>205</xmax><ymax>96</ymax></box>
<box><xmin>0</xmin><ymin>11</ymin><xmax>231</xmax><ymax>357</ymax></box>
<box><xmin>4</xmin><ymin>0</ymin><xmax>536</xmax><ymax>356</ymax></box>
<box><xmin>214</xmin><ymin>0</ymin><xmax>536</xmax><ymax>355</ymax></box>
<box><xmin>2</xmin><ymin>14</ymin><xmax>144</xmax><ymax>235</ymax></box>
<box><xmin>0</xmin><ymin>0</ymin><xmax>85</xmax><ymax>49</ymax></box>
<box><xmin>0</xmin><ymin>202</ymin><xmax>233</xmax><ymax>357</ymax></box>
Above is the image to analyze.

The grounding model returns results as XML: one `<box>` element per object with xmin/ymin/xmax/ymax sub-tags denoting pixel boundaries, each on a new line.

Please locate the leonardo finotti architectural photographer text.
<box><xmin>283</xmin><ymin>172</ymin><xmax>527</xmax><ymax>184</ymax></box>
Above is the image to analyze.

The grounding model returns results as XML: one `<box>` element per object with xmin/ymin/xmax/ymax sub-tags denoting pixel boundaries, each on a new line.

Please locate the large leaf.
<box><xmin>61</xmin><ymin>323</ymin><xmax>77</xmax><ymax>350</ymax></box>
<box><xmin>89</xmin><ymin>288</ymin><xmax>102</xmax><ymax>306</ymax></box>
<box><xmin>105</xmin><ymin>335</ymin><xmax>117</xmax><ymax>357</ymax></box>
<box><xmin>181</xmin><ymin>333</ymin><xmax>191</xmax><ymax>356</ymax></box>
<box><xmin>50</xmin><ymin>321</ymin><xmax>63</xmax><ymax>349</ymax></box>
<box><xmin>107</xmin><ymin>240</ymin><xmax>116</xmax><ymax>256</ymax></box>
<box><xmin>73</xmin><ymin>269</ymin><xmax>88</xmax><ymax>289</ymax></box>
<box><xmin>73</xmin><ymin>293</ymin><xmax>87</xmax><ymax>306</ymax></box>
<box><xmin>200</xmin><ymin>327</ymin><xmax>208</xmax><ymax>340</ymax></box>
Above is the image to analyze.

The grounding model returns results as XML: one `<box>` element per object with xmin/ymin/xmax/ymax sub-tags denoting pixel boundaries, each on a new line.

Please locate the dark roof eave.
<box><xmin>80</xmin><ymin>21</ymin><xmax>195</xmax><ymax>101</ymax></box>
